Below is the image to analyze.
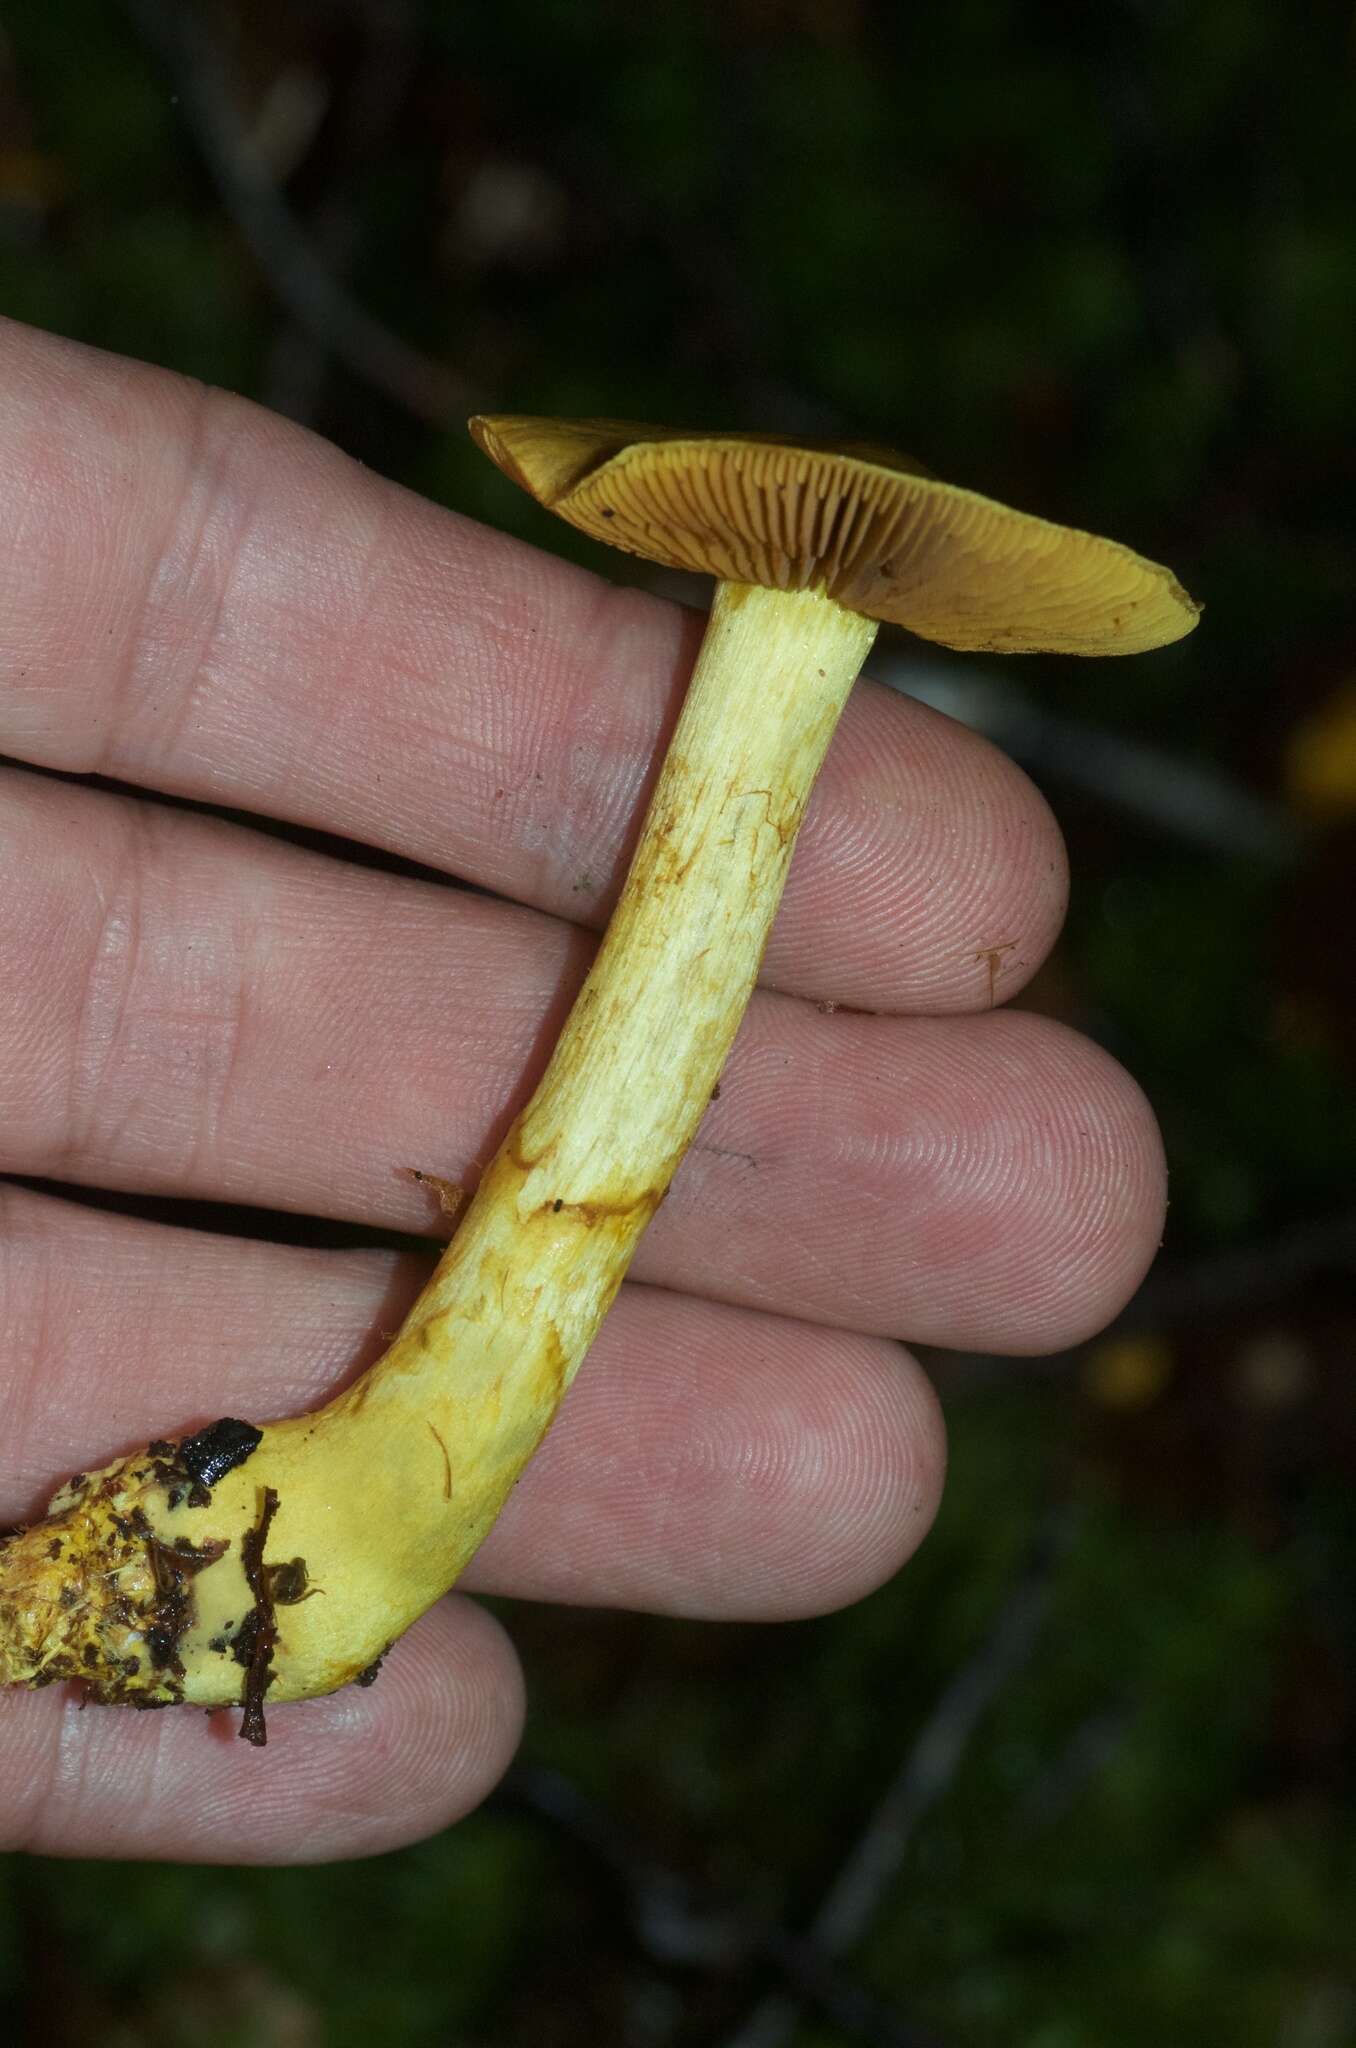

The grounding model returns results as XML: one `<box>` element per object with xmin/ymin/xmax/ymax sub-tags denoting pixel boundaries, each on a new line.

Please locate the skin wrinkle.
<box><xmin>510</xmin><ymin>575</ymin><xmax>671</xmax><ymax>904</ymax></box>
<box><xmin>122</xmin><ymin>379</ymin><xmax>250</xmax><ymax>784</ymax></box>
<box><xmin>367</xmin><ymin>551</ymin><xmax>567</xmax><ymax>885</ymax></box>
<box><xmin>559</xmin><ymin>589</ymin><xmax>674</xmax><ymax>893</ymax></box>
<box><xmin>64</xmin><ymin>802</ymin><xmax>146</xmax><ymax>1178</ymax></box>
<box><xmin>169</xmin><ymin>422</ymin><xmax>389</xmax><ymax>808</ymax></box>
<box><xmin>0</xmin><ymin>1692</ymin><xmax>68</xmax><ymax>1855</ymax></box>
<box><xmin>318</xmin><ymin>491</ymin><xmax>578</xmax><ymax>876</ymax></box>
<box><xmin>0</xmin><ymin>1187</ymin><xmax>47</xmax><ymax>1495</ymax></box>
<box><xmin>71</xmin><ymin>375</ymin><xmax>175</xmax><ymax>760</ymax></box>
<box><xmin>43</xmin><ymin>1674</ymin><xmax>122</xmax><ymax>1847</ymax></box>
<box><xmin>0</xmin><ymin>448</ymin><xmax>60</xmax><ymax>747</ymax></box>
<box><xmin>105</xmin><ymin>375</ymin><xmax>363</xmax><ymax>804</ymax></box>
<box><xmin>0</xmin><ymin>373</ymin><xmax>126</xmax><ymax>770</ymax></box>
<box><xmin>137</xmin><ymin>1689</ymin><xmax>188</xmax><ymax>1838</ymax></box>
<box><xmin>64</xmin><ymin>798</ymin><xmax>262</xmax><ymax>1192</ymax></box>
<box><xmin>266</xmin><ymin>492</ymin><xmax>451</xmax><ymax>820</ymax></box>
<box><xmin>191</xmin><ymin>892</ymin><xmax>259</xmax><ymax>1190</ymax></box>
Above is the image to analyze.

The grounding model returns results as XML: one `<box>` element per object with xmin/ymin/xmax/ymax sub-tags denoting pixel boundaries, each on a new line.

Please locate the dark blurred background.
<box><xmin>2</xmin><ymin>1</ymin><xmax>1354</xmax><ymax>2041</ymax></box>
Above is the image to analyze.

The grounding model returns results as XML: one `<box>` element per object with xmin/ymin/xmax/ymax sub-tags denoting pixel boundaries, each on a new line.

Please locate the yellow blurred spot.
<box><xmin>1234</xmin><ymin>1330</ymin><xmax>1312</xmax><ymax>1409</ymax></box>
<box><xmin>1084</xmin><ymin>1334</ymin><xmax>1174</xmax><ymax>1410</ymax></box>
<box><xmin>1286</xmin><ymin>678</ymin><xmax>1356</xmax><ymax>820</ymax></box>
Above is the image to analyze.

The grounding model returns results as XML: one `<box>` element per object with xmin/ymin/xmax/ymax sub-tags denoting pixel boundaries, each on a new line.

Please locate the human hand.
<box><xmin>0</xmin><ymin>317</ymin><xmax>1164</xmax><ymax>1862</ymax></box>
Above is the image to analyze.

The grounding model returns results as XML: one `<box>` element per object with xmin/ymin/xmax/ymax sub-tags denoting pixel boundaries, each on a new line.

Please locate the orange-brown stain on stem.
<box><xmin>427</xmin><ymin>1424</ymin><xmax>453</xmax><ymax>1502</ymax></box>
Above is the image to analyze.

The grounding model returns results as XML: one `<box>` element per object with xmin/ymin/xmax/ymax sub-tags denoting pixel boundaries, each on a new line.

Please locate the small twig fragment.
<box><xmin>405</xmin><ymin>1168</ymin><xmax>467</xmax><ymax>1222</ymax></box>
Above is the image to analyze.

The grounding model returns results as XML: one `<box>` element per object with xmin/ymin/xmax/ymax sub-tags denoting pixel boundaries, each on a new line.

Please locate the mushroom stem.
<box><xmin>0</xmin><ymin>582</ymin><xmax>876</xmax><ymax>1718</ymax></box>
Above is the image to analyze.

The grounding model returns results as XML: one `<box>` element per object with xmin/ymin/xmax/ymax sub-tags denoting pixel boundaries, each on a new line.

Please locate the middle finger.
<box><xmin>0</xmin><ymin>767</ymin><xmax>1163</xmax><ymax>1350</ymax></box>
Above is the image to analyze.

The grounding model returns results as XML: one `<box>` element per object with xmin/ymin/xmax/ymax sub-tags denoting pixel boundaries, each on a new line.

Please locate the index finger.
<box><xmin>0</xmin><ymin>317</ymin><xmax>1067</xmax><ymax>1011</ymax></box>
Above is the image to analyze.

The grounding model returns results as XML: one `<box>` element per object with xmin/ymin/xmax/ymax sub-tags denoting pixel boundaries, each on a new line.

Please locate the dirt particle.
<box><xmin>265</xmin><ymin>1558</ymin><xmax>311</xmax><ymax>1607</ymax></box>
<box><xmin>144</xmin><ymin>1533</ymin><xmax>229</xmax><ymax>1676</ymax></box>
<box><xmin>236</xmin><ymin>1488</ymin><xmax>281</xmax><ymax>1747</ymax></box>
<box><xmin>355</xmin><ymin>1647</ymin><xmax>392</xmax><ymax>1688</ymax></box>
<box><xmin>405</xmin><ymin>1168</ymin><xmax>465</xmax><ymax>1221</ymax></box>
<box><xmin>178</xmin><ymin>1418</ymin><xmax>264</xmax><ymax>1490</ymax></box>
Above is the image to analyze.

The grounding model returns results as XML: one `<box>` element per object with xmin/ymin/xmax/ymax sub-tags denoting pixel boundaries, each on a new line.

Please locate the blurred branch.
<box><xmin>503</xmin><ymin>1762</ymin><xmax>746</xmax><ymax>1972</ymax></box>
<box><xmin>932</xmin><ymin>1209</ymin><xmax>1356</xmax><ymax>1398</ymax></box>
<box><xmin>1013</xmin><ymin>1698</ymin><xmax>1134</xmax><ymax>1832</ymax></box>
<box><xmin>508</xmin><ymin>1513</ymin><xmax>1071</xmax><ymax>2047</ymax></box>
<box><xmin>1128</xmin><ymin>1208</ymin><xmax>1356</xmax><ymax>1325</ymax></box>
<box><xmin>722</xmin><ymin>1509</ymin><xmax>1071</xmax><ymax>2048</ymax></box>
<box><xmin>261</xmin><ymin>0</ymin><xmax>422</xmax><ymax>427</ymax></box>
<box><xmin>116</xmin><ymin>0</ymin><xmax>479</xmax><ymax>424</ymax></box>
<box><xmin>886</xmin><ymin>657</ymin><xmax>1300</xmax><ymax>868</ymax></box>
<box><xmin>503</xmin><ymin>1765</ymin><xmax>942</xmax><ymax>2048</ymax></box>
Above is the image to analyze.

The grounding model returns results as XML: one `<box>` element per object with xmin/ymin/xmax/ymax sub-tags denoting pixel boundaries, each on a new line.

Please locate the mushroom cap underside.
<box><xmin>469</xmin><ymin>414</ymin><xmax>1200</xmax><ymax>656</ymax></box>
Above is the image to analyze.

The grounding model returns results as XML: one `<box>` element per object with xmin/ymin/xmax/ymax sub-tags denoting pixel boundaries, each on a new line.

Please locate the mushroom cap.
<box><xmin>469</xmin><ymin>415</ymin><xmax>1200</xmax><ymax>656</ymax></box>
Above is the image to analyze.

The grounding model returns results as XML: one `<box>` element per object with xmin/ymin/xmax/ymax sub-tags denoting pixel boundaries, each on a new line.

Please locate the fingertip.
<box><xmin>956</xmin><ymin>1014</ymin><xmax>1169</xmax><ymax>1355</ymax></box>
<box><xmin>751</xmin><ymin>1334</ymin><xmax>947</xmax><ymax>1619</ymax></box>
<box><xmin>7</xmin><ymin>1595</ymin><xmax>525</xmax><ymax>1865</ymax></box>
<box><xmin>468</xmin><ymin>1294</ymin><xmax>947</xmax><ymax>1623</ymax></box>
<box><xmin>777</xmin><ymin>680</ymin><xmax>1072</xmax><ymax>1012</ymax></box>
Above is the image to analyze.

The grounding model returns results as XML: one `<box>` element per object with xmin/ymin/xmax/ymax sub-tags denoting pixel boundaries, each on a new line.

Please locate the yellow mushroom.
<box><xmin>0</xmin><ymin>419</ymin><xmax>1199</xmax><ymax>1741</ymax></box>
